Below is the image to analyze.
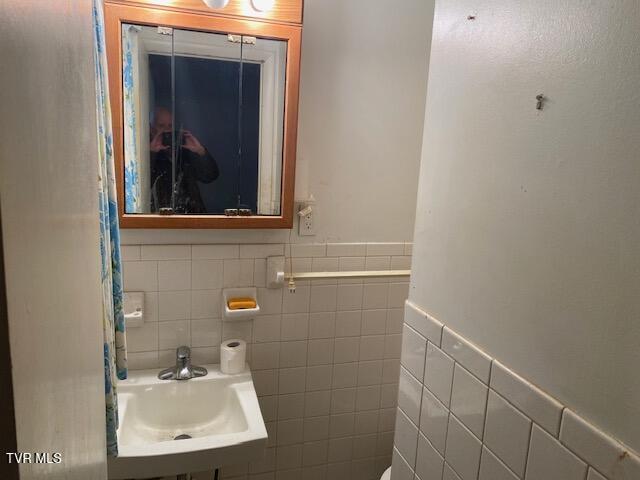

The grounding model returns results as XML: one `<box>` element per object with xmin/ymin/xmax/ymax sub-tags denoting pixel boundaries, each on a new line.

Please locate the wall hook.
<box><xmin>536</xmin><ymin>94</ymin><xmax>545</xmax><ymax>110</ymax></box>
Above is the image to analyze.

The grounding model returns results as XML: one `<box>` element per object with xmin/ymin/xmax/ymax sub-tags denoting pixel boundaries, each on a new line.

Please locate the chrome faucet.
<box><xmin>158</xmin><ymin>346</ymin><xmax>208</xmax><ymax>380</ymax></box>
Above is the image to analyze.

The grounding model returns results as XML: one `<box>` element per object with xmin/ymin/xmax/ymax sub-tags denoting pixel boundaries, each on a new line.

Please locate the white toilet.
<box><xmin>380</xmin><ymin>467</ymin><xmax>391</xmax><ymax>480</ymax></box>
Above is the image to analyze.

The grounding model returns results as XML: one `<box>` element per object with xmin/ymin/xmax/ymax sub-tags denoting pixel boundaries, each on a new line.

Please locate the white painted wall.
<box><xmin>121</xmin><ymin>0</ymin><xmax>434</xmax><ymax>245</ymax></box>
<box><xmin>293</xmin><ymin>0</ymin><xmax>433</xmax><ymax>242</ymax></box>
<box><xmin>410</xmin><ymin>0</ymin><xmax>640</xmax><ymax>451</ymax></box>
<box><xmin>0</xmin><ymin>1</ymin><xmax>108</xmax><ymax>478</ymax></box>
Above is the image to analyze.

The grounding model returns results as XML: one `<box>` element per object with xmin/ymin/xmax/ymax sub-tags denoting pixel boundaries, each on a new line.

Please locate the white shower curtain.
<box><xmin>93</xmin><ymin>0</ymin><xmax>127</xmax><ymax>456</ymax></box>
<box><xmin>122</xmin><ymin>24</ymin><xmax>147</xmax><ymax>213</ymax></box>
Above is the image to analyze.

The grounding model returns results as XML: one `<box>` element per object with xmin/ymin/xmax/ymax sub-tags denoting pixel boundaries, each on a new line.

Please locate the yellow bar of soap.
<box><xmin>227</xmin><ymin>297</ymin><xmax>257</xmax><ymax>310</ymax></box>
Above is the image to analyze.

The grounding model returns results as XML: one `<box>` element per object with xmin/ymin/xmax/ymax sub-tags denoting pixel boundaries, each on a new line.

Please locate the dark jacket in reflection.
<box><xmin>150</xmin><ymin>148</ymin><xmax>219</xmax><ymax>214</ymax></box>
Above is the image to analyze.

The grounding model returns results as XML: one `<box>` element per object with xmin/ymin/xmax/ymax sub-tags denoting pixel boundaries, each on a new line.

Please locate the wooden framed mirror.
<box><xmin>104</xmin><ymin>1</ymin><xmax>302</xmax><ymax>228</ymax></box>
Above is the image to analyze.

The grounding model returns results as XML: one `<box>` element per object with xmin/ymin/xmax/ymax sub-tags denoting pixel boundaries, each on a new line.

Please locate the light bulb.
<box><xmin>251</xmin><ymin>0</ymin><xmax>275</xmax><ymax>12</ymax></box>
<box><xmin>202</xmin><ymin>0</ymin><xmax>229</xmax><ymax>8</ymax></box>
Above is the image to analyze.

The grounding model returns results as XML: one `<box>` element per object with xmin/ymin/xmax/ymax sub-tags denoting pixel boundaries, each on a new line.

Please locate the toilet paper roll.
<box><xmin>220</xmin><ymin>339</ymin><xmax>247</xmax><ymax>374</ymax></box>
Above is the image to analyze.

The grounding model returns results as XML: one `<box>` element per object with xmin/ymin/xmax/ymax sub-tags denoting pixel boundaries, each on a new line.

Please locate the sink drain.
<box><xmin>173</xmin><ymin>434</ymin><xmax>192</xmax><ymax>440</ymax></box>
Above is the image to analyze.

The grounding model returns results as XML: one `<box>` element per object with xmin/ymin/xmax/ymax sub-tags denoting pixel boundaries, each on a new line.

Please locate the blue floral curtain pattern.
<box><xmin>93</xmin><ymin>0</ymin><xmax>127</xmax><ymax>456</ymax></box>
<box><xmin>122</xmin><ymin>25</ymin><xmax>142</xmax><ymax>213</ymax></box>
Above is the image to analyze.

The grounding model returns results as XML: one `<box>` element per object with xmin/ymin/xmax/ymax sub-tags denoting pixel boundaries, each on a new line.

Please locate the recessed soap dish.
<box><xmin>123</xmin><ymin>291</ymin><xmax>144</xmax><ymax>328</ymax></box>
<box><xmin>222</xmin><ymin>288</ymin><xmax>260</xmax><ymax>321</ymax></box>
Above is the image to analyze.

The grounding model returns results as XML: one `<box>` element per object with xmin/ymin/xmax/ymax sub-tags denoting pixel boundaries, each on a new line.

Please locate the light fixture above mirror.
<box><xmin>251</xmin><ymin>0</ymin><xmax>275</xmax><ymax>12</ymax></box>
<box><xmin>202</xmin><ymin>0</ymin><xmax>229</xmax><ymax>8</ymax></box>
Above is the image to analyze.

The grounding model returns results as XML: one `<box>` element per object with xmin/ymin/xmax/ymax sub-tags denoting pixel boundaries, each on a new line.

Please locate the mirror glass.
<box><xmin>121</xmin><ymin>23</ymin><xmax>286</xmax><ymax>216</ymax></box>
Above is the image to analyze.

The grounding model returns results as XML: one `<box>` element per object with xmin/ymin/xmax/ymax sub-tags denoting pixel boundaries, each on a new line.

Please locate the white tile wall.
<box><xmin>587</xmin><ymin>468</ymin><xmax>608</xmax><ymax>480</ymax></box>
<box><xmin>560</xmin><ymin>409</ymin><xmax>640</xmax><ymax>480</ymax></box>
<box><xmin>449</xmin><ymin>364</ymin><xmax>488</xmax><ymax>440</ymax></box>
<box><xmin>419</xmin><ymin>387</ymin><xmax>449</xmax><ymax>455</ymax></box>
<box><xmin>483</xmin><ymin>390</ymin><xmax>531</xmax><ymax>477</ymax></box>
<box><xmin>392</xmin><ymin>300</ymin><xmax>640</xmax><ymax>480</ymax></box>
<box><xmin>490</xmin><ymin>360</ymin><xmax>563</xmax><ymax>437</ymax></box>
<box><xmin>478</xmin><ymin>447</ymin><xmax>518</xmax><ymax>480</ymax></box>
<box><xmin>122</xmin><ymin>242</ymin><xmax>411</xmax><ymax>480</ymax></box>
<box><xmin>443</xmin><ymin>463</ymin><xmax>463</xmax><ymax>480</ymax></box>
<box><xmin>525</xmin><ymin>425</ymin><xmax>587</xmax><ymax>480</ymax></box>
<box><xmin>423</xmin><ymin>342</ymin><xmax>454</xmax><ymax>408</ymax></box>
<box><xmin>392</xmin><ymin>447</ymin><xmax>414</xmax><ymax>480</ymax></box>
<box><xmin>398</xmin><ymin>367</ymin><xmax>422</xmax><ymax>424</ymax></box>
<box><xmin>400</xmin><ymin>325</ymin><xmax>427</xmax><ymax>380</ymax></box>
<box><xmin>404</xmin><ymin>300</ymin><xmax>443</xmax><ymax>345</ymax></box>
<box><xmin>441</xmin><ymin>328</ymin><xmax>491</xmax><ymax>385</ymax></box>
<box><xmin>445</xmin><ymin>414</ymin><xmax>482</xmax><ymax>480</ymax></box>
<box><xmin>416</xmin><ymin>432</ymin><xmax>444</xmax><ymax>479</ymax></box>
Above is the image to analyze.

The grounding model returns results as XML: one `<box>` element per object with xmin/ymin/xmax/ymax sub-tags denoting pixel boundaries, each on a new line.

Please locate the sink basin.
<box><xmin>107</xmin><ymin>364</ymin><xmax>267</xmax><ymax>479</ymax></box>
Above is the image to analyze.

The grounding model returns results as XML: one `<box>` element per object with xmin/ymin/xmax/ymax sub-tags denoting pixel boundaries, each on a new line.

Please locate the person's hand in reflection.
<box><xmin>182</xmin><ymin>130</ymin><xmax>206</xmax><ymax>157</ymax></box>
<box><xmin>150</xmin><ymin>131</ymin><xmax>169</xmax><ymax>153</ymax></box>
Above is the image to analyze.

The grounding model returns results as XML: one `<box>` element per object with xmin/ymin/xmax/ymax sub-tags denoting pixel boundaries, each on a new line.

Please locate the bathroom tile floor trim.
<box><xmin>392</xmin><ymin>300</ymin><xmax>640</xmax><ymax>480</ymax></box>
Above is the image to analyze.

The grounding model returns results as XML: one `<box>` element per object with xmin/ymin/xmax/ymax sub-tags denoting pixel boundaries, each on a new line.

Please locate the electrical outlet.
<box><xmin>298</xmin><ymin>204</ymin><xmax>316</xmax><ymax>236</ymax></box>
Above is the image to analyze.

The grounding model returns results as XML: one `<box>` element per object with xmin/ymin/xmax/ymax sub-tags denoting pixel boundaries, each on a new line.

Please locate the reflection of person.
<box><xmin>149</xmin><ymin>107</ymin><xmax>219</xmax><ymax>213</ymax></box>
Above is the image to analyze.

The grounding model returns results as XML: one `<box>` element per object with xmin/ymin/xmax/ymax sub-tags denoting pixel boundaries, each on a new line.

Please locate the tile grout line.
<box><xmin>481</xmin><ymin>361</ymin><xmax>531</xmax><ymax>480</ymax></box>
<box><xmin>273</xmin><ymin>254</ymin><xmax>287</xmax><ymax>472</ymax></box>
<box><xmin>476</xmin><ymin>360</ymin><xmax>495</xmax><ymax>478</ymax></box>
<box><xmin>483</xmin><ymin>442</ymin><xmax>522</xmax><ymax>480</ymax></box>
<box><xmin>420</xmin><ymin>431</ymin><xmax>446</xmax><ymax>476</ymax></box>
<box><xmin>298</xmin><ymin>267</ymin><xmax>314</xmax><ymax>470</ymax></box>
<box><xmin>441</xmin><ymin>355</ymin><xmax>461</xmax><ymax>480</ymax></box>
<box><xmin>557</xmin><ymin>408</ymin><xmax>603</xmax><ymax>480</ymax></box>
<box><xmin>522</xmin><ymin>419</ymin><xmax>535</xmax><ymax>479</ymax></box>
<box><xmin>443</xmin><ymin>459</ymin><xmax>464</xmax><ymax>480</ymax></box>
<box><xmin>479</xmin><ymin>359</ymin><xmax>493</xmax><ymax>442</ymax></box>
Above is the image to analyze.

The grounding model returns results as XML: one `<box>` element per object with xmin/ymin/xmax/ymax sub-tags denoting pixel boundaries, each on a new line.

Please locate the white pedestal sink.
<box><xmin>107</xmin><ymin>365</ymin><xmax>267</xmax><ymax>479</ymax></box>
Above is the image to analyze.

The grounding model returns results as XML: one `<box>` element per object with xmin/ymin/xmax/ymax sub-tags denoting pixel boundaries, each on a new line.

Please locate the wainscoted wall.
<box><xmin>391</xmin><ymin>300</ymin><xmax>640</xmax><ymax>480</ymax></box>
<box><xmin>410</xmin><ymin>0</ymin><xmax>640</xmax><ymax>452</ymax></box>
<box><xmin>121</xmin><ymin>242</ymin><xmax>412</xmax><ymax>480</ymax></box>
